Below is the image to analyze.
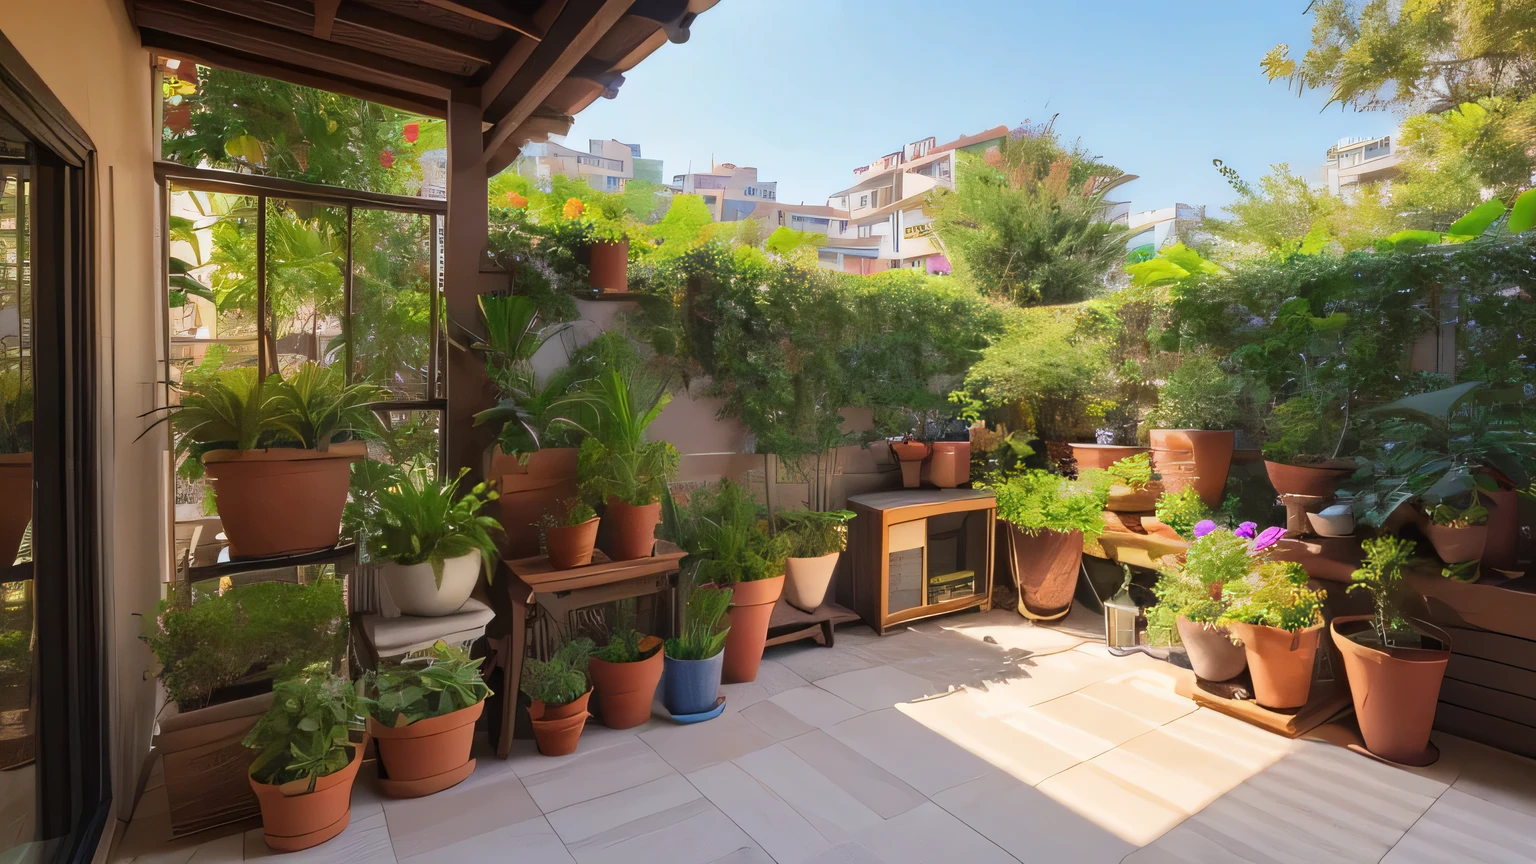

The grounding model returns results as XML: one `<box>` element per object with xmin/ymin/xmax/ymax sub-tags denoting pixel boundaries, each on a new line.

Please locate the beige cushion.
<box><xmin>357</xmin><ymin>598</ymin><xmax>495</xmax><ymax>658</ymax></box>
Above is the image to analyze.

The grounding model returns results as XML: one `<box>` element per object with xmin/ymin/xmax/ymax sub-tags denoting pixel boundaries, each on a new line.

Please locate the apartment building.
<box><xmin>518</xmin><ymin>138</ymin><xmax>657</xmax><ymax>192</ymax></box>
<box><xmin>1126</xmin><ymin>203</ymin><xmax>1206</xmax><ymax>257</ymax></box>
<box><xmin>671</xmin><ymin>162</ymin><xmax>778</xmax><ymax>220</ymax></box>
<box><xmin>1324</xmin><ymin>134</ymin><xmax>1401</xmax><ymax>197</ymax></box>
<box><xmin>815</xmin><ymin>125</ymin><xmax>1010</xmax><ymax>274</ymax></box>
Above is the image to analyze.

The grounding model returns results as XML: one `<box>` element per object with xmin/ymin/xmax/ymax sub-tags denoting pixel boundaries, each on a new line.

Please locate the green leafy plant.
<box><xmin>1428</xmin><ymin>497</ymin><xmax>1489</xmax><ymax>528</ymax></box>
<box><xmin>1220</xmin><ymin>560</ymin><xmax>1326</xmax><ymax>633</ymax></box>
<box><xmin>577</xmin><ymin>369</ymin><xmax>680</xmax><ymax>507</ymax></box>
<box><xmin>519</xmin><ymin>638</ymin><xmax>594</xmax><ymax>706</ymax></box>
<box><xmin>140</xmin><ymin>578</ymin><xmax>348</xmax><ymax>711</ymax></box>
<box><xmin>470</xmin><ymin>294</ymin><xmax>589</xmax><ymax>454</ymax></box>
<box><xmin>539</xmin><ymin>496</ymin><xmax>597</xmax><ymax>531</ymax></box>
<box><xmin>1262</xmin><ymin>392</ymin><xmax>1346</xmax><ymax>465</ymax></box>
<box><xmin>1349</xmin><ymin>536</ymin><xmax>1420</xmax><ymax>646</ymax></box>
<box><xmin>984</xmin><ymin>469</ymin><xmax>1109</xmax><ymax>537</ymax></box>
<box><xmin>776</xmin><ymin>509</ymin><xmax>856</xmax><ymax>559</ymax></box>
<box><xmin>362</xmin><ymin>641</ymin><xmax>491</xmax><ymax>728</ymax></box>
<box><xmin>667</xmin><ymin>480</ymin><xmax>788</xmax><ymax>585</ymax></box>
<box><xmin>364</xmin><ymin>463</ymin><xmax>503</xmax><ymax>587</ymax></box>
<box><xmin>664</xmin><ymin>584</ymin><xmax>732</xmax><ymax>661</ymax></box>
<box><xmin>1146</xmin><ymin>354</ymin><xmax>1243</xmax><ymax>431</ymax></box>
<box><xmin>1154</xmin><ymin>487</ymin><xmax>1212</xmax><ymax>541</ymax></box>
<box><xmin>1105</xmin><ymin>452</ymin><xmax>1154</xmax><ymax>490</ymax></box>
<box><xmin>243</xmin><ymin>669</ymin><xmax>361</xmax><ymax>789</ymax></box>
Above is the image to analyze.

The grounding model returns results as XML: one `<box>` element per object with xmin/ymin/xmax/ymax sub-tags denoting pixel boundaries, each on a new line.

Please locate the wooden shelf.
<box><xmin>765</xmin><ymin>598</ymin><xmax>860</xmax><ymax>648</ymax></box>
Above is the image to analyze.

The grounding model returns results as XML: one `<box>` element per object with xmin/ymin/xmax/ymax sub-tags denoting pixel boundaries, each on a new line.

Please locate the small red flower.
<box><xmin>378</xmin><ymin>149</ymin><xmax>395</xmax><ymax>169</ymax></box>
<box><xmin>403</xmin><ymin>122</ymin><xmax>419</xmax><ymax>144</ymax></box>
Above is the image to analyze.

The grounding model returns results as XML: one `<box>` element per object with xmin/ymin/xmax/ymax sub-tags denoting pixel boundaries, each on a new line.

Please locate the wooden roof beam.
<box><xmin>481</xmin><ymin>0</ymin><xmax>630</xmax><ymax>160</ymax></box>
<box><xmin>419</xmin><ymin>0</ymin><xmax>544</xmax><ymax>40</ymax></box>
<box><xmin>250</xmin><ymin>0</ymin><xmax>497</xmax><ymax>66</ymax></box>
<box><xmin>313</xmin><ymin>0</ymin><xmax>341</xmax><ymax>38</ymax></box>
<box><xmin>478</xmin><ymin>0</ymin><xmax>566</xmax><ymax>108</ymax></box>
<box><xmin>486</xmin><ymin>111</ymin><xmax>573</xmax><ymax>175</ymax></box>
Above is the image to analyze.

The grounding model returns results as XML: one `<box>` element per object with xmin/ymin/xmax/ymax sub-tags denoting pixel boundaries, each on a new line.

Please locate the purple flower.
<box><xmin>1250</xmin><ymin>526</ymin><xmax>1286</xmax><ymax>553</ymax></box>
<box><xmin>1233</xmin><ymin>521</ymin><xmax>1258</xmax><ymax>539</ymax></box>
<box><xmin>1192</xmin><ymin>519</ymin><xmax>1219</xmax><ymax>539</ymax></box>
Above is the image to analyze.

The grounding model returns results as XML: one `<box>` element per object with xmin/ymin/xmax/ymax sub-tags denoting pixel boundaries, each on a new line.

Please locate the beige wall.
<box><xmin>0</xmin><ymin>0</ymin><xmax>165</xmax><ymax>844</ymax></box>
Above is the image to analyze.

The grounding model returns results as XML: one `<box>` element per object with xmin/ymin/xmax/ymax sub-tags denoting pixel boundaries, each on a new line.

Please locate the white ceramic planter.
<box><xmin>1306</xmin><ymin>504</ymin><xmax>1355</xmax><ymax>538</ymax></box>
<box><xmin>784</xmin><ymin>552</ymin><xmax>839</xmax><ymax>612</ymax></box>
<box><xmin>381</xmin><ymin>551</ymin><xmax>481</xmax><ymax>618</ymax></box>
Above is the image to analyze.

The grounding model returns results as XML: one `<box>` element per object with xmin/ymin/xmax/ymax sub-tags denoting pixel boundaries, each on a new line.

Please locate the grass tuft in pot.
<box><xmin>577</xmin><ymin>368</ymin><xmax>680</xmax><ymax>560</ymax></box>
<box><xmin>363</xmin><ymin>641</ymin><xmax>491</xmax><ymax>795</ymax></box>
<box><xmin>521</xmin><ymin>638</ymin><xmax>595</xmax><ymax>756</ymax></box>
<box><xmin>660</xmin><ymin>584</ymin><xmax>733</xmax><ymax>717</ymax></box>
<box><xmin>776</xmin><ymin>508</ymin><xmax>856</xmax><ymax>612</ymax></box>
<box><xmin>588</xmin><ymin>604</ymin><xmax>665</xmax><ymax>729</ymax></box>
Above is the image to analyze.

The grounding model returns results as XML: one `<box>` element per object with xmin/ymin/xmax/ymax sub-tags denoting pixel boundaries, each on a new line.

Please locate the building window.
<box><xmin>859</xmin><ymin>194</ymin><xmax>869</xmax><ymax>208</ymax></box>
<box><xmin>858</xmin><ymin>223</ymin><xmax>872</xmax><ymax>238</ymax></box>
<box><xmin>605</xmin><ymin>176</ymin><xmax>619</xmax><ymax>190</ymax></box>
<box><xmin>840</xmin><ymin>220</ymin><xmax>848</xmax><ymax>233</ymax></box>
<box><xmin>744</xmin><ymin>186</ymin><xmax>755</xmax><ymax>196</ymax></box>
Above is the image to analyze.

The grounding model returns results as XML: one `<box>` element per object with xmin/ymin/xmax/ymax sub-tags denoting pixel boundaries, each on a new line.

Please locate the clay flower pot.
<box><xmin>1227</xmin><ymin>621</ymin><xmax>1323</xmax><ymax>709</ymax></box>
<box><xmin>0</xmin><ymin>454</ymin><xmax>33</xmax><ymax>565</ymax></box>
<box><xmin>1105</xmin><ymin>481</ymin><xmax>1162</xmax><ymax>513</ymax></box>
<box><xmin>1006</xmin><ymin>523</ymin><xmax>1083</xmax><ymax>620</ymax></box>
<box><xmin>1148</xmin><ymin>429</ymin><xmax>1234</xmax><ymax>510</ymax></box>
<box><xmin>784</xmin><ymin>552</ymin><xmax>839</xmax><ymax>612</ymax></box>
<box><xmin>891</xmin><ymin>440</ymin><xmax>930</xmax><ymax>489</ymax></box>
<box><xmin>924</xmin><ymin>442</ymin><xmax>971</xmax><ymax>488</ymax></box>
<box><xmin>490</xmin><ymin>447</ymin><xmax>579</xmax><ymax>560</ymax></box>
<box><xmin>546</xmin><ymin>517</ymin><xmax>599</xmax><ymax>570</ymax></box>
<box><xmin>1175</xmin><ymin>616</ymin><xmax>1246</xmax><ymax>682</ymax></box>
<box><xmin>588</xmin><ymin>645</ymin><xmax>664</xmax><ymax>729</ymax></box>
<box><xmin>367</xmin><ymin>701</ymin><xmax>483</xmax><ymax>798</ymax></box>
<box><xmin>381</xmin><ymin>551</ymin><xmax>481</xmax><ymax>617</ymax></box>
<box><xmin>1264</xmin><ymin>460</ymin><xmax>1354</xmax><ymax>499</ymax></box>
<box><xmin>529</xmin><ymin>689</ymin><xmax>592</xmax><ymax>757</ymax></box>
<box><xmin>249</xmin><ymin>739</ymin><xmax>364</xmax><ymax>852</ymax></box>
<box><xmin>1332</xmin><ymin>615</ymin><xmax>1450</xmax><ymax>766</ymax></box>
<box><xmin>1483</xmin><ymin>487</ymin><xmax>1520</xmax><ymax>572</ymax></box>
<box><xmin>587</xmin><ymin>237</ymin><xmax>630</xmax><ymax>293</ymax></box>
<box><xmin>603</xmin><ymin>497</ymin><xmax>661</xmax><ymax>561</ymax></box>
<box><xmin>1421</xmin><ymin>521</ymin><xmax>1487</xmax><ymax>565</ymax></box>
<box><xmin>722</xmin><ymin>574</ymin><xmax>784</xmax><ymax>683</ymax></box>
<box><xmin>202</xmin><ymin>442</ymin><xmax>365</xmax><ymax>558</ymax></box>
<box><xmin>1068</xmin><ymin>443</ymin><xmax>1147</xmax><ymax>471</ymax></box>
<box><xmin>661</xmin><ymin>651</ymin><xmax>724</xmax><ymax>717</ymax></box>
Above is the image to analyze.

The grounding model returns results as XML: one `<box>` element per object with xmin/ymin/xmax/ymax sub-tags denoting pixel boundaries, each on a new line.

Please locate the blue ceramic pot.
<box><xmin>661</xmin><ymin>651</ymin><xmax>724</xmax><ymax>716</ymax></box>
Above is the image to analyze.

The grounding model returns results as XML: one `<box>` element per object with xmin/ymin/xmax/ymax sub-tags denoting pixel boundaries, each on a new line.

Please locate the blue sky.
<box><xmin>565</xmin><ymin>0</ymin><xmax>1399</xmax><ymax>217</ymax></box>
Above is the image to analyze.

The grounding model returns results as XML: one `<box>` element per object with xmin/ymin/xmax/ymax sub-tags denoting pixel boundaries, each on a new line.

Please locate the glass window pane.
<box><xmin>265</xmin><ymin>199</ymin><xmax>345</xmax><ymax>376</ymax></box>
<box><xmin>367</xmin><ymin>410</ymin><xmax>441</xmax><ymax>476</ymax></box>
<box><xmin>350</xmin><ymin>209</ymin><xmax>433</xmax><ymax>399</ymax></box>
<box><xmin>167</xmin><ymin>185</ymin><xmax>260</xmax><ymax>376</ymax></box>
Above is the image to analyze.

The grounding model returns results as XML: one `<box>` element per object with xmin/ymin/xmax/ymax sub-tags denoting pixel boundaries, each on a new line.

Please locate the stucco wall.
<box><xmin>0</xmin><ymin>0</ymin><xmax>164</xmax><ymax>841</ymax></box>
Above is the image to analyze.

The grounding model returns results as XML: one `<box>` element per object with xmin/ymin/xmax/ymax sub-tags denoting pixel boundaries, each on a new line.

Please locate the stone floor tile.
<box><xmin>738</xmin><ymin>698</ymin><xmax>815</xmax><ymax>741</ymax></box>
<box><xmin>1156</xmin><ymin>707</ymin><xmax>1297</xmax><ymax>771</ymax></box>
<box><xmin>735</xmin><ymin>744</ymin><xmax>884</xmax><ymax>842</ymax></box>
<box><xmin>815</xmin><ymin>665</ymin><xmax>938</xmax><ymax>711</ymax></box>
<box><xmin>639</xmin><ymin>711</ymin><xmax>775</xmax><ymax>775</ymax></box>
<box><xmin>932</xmin><ymin>771</ymin><xmax>1136</xmax><ymax>864</ymax></box>
<box><xmin>1074</xmin><ymin>671</ymin><xmax>1197</xmax><ymax>726</ymax></box>
<box><xmin>382</xmin><ymin>763</ymin><xmax>540</xmax><ymax>858</ymax></box>
<box><xmin>1026</xmin><ymin>691</ymin><xmax>1161</xmax><ymax>759</ymax></box>
<box><xmin>780</xmin><ymin>730</ymin><xmax>927</xmax><ymax>819</ymax></box>
<box><xmin>854</xmin><ymin>802</ymin><xmax>1016</xmax><ymax>864</ymax></box>
<box><xmin>962</xmin><ymin>648</ymin><xmax>1125</xmax><ymax>710</ymax></box>
<box><xmin>766</xmin><ymin>641</ymin><xmax>882</xmax><ymax>682</ymax></box>
<box><xmin>1381</xmin><ymin>787</ymin><xmax>1536</xmax><ymax>864</ymax></box>
<box><xmin>562</xmin><ymin>796</ymin><xmax>764</xmax><ymax>864</ymax></box>
<box><xmin>801</xmin><ymin>843</ymin><xmax>887</xmax><ymax>864</ymax></box>
<box><xmin>1452</xmin><ymin>745</ymin><xmax>1536</xmax><ymax>821</ymax></box>
<box><xmin>244</xmin><ymin>811</ymin><xmax>396</xmax><ymax>863</ymax></box>
<box><xmin>1087</xmin><ymin>727</ymin><xmax>1261</xmax><ymax>814</ymax></box>
<box><xmin>544</xmin><ymin>774</ymin><xmax>701</xmax><ymax>846</ymax></box>
<box><xmin>1034</xmin><ymin>762</ymin><xmax>1189</xmax><ymax>846</ymax></box>
<box><xmin>899</xmin><ymin>690</ymin><xmax>1081</xmax><ymax>786</ymax></box>
<box><xmin>516</xmin><ymin>736</ymin><xmax>675</xmax><ymax>812</ymax></box>
<box><xmin>396</xmin><ymin>815</ymin><xmax>571</xmax><ymax>864</ymax></box>
<box><xmin>770</xmin><ymin>685</ymin><xmax>864</xmax><ymax>728</ymax></box>
<box><xmin>825</xmin><ymin>706</ymin><xmax>996</xmax><ymax>796</ymax></box>
<box><xmin>180</xmin><ymin>833</ymin><xmax>243</xmax><ymax>864</ymax></box>
<box><xmin>688</xmin><ymin>760</ymin><xmax>833</xmax><ymax>864</ymax></box>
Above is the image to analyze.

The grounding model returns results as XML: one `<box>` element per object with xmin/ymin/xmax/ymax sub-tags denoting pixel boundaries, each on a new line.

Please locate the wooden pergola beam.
<box><xmin>312</xmin><ymin>0</ymin><xmax>342</xmax><ymax>38</ymax></box>
<box><xmin>486</xmin><ymin>111</ymin><xmax>573</xmax><ymax>175</ymax></box>
<box><xmin>419</xmin><ymin>0</ymin><xmax>545</xmax><ymax>40</ymax></box>
<box><xmin>250</xmin><ymin>0</ymin><xmax>497</xmax><ymax>66</ymax></box>
<box><xmin>137</xmin><ymin>0</ymin><xmax>461</xmax><ymax>97</ymax></box>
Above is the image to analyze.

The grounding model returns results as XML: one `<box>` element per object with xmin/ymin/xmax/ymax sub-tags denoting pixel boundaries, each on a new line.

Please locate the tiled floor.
<box><xmin>111</xmin><ymin>608</ymin><xmax>1536</xmax><ymax>863</ymax></box>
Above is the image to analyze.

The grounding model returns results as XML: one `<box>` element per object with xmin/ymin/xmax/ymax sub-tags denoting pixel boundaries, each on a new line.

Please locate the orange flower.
<box><xmin>562</xmin><ymin>197</ymin><xmax>586</xmax><ymax>219</ymax></box>
<box><xmin>505</xmin><ymin>191</ymin><xmax>528</xmax><ymax>209</ymax></box>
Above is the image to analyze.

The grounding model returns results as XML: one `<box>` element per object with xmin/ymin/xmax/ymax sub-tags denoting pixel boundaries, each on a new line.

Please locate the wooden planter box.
<box><xmin>153</xmin><ymin>691</ymin><xmax>273</xmax><ymax>837</ymax></box>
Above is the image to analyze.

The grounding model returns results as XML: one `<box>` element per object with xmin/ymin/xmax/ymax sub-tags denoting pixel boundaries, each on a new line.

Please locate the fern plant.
<box><xmin>776</xmin><ymin>508</ymin><xmax>856</xmax><ymax>559</ymax></box>
<box><xmin>520</xmin><ymin>638</ymin><xmax>594</xmax><ymax>706</ymax></box>
<box><xmin>365</xmin><ymin>463</ymin><xmax>503</xmax><ymax>587</ymax></box>
<box><xmin>1154</xmin><ymin>487</ymin><xmax>1212</xmax><ymax>540</ymax></box>
<box><xmin>674</xmin><ymin>480</ymin><xmax>788</xmax><ymax>585</ymax></box>
<box><xmin>984</xmin><ymin>469</ymin><xmax>1109</xmax><ymax>537</ymax></box>
<box><xmin>243</xmin><ymin>669</ymin><xmax>361</xmax><ymax>789</ymax></box>
<box><xmin>1105</xmin><ymin>452</ymin><xmax>1154</xmax><ymax>490</ymax></box>
<box><xmin>665</xmin><ymin>584</ymin><xmax>732</xmax><ymax>661</ymax></box>
<box><xmin>1220</xmin><ymin>560</ymin><xmax>1326</xmax><ymax>633</ymax></box>
<box><xmin>362</xmin><ymin>641</ymin><xmax>491</xmax><ymax>728</ymax></box>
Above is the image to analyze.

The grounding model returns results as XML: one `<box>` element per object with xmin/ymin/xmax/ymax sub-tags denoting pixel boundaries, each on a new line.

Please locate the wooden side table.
<box><xmin>485</xmin><ymin>542</ymin><xmax>687</xmax><ymax>758</ymax></box>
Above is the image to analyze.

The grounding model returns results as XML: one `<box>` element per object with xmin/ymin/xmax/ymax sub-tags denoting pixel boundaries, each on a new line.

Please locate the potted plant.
<box><xmin>1349</xmin><ymin>439</ymin><xmax>1495</xmax><ymax>564</ymax></box>
<box><xmin>1146</xmin><ymin>353</ymin><xmax>1241</xmax><ymax>509</ymax></box>
<box><xmin>587</xmin><ymin>608</ymin><xmax>664</xmax><ymax>729</ymax></box>
<box><xmin>157</xmin><ymin>362</ymin><xmax>384</xmax><ymax>558</ymax></box>
<box><xmin>362</xmin><ymin>641</ymin><xmax>491</xmax><ymax>798</ymax></box>
<box><xmin>1069</xmin><ymin>442</ymin><xmax>1147</xmax><ymax>471</ymax></box>
<box><xmin>361</xmin><ymin>463</ymin><xmax>503</xmax><ymax>617</ymax></box>
<box><xmin>579</xmin><ymin>195</ymin><xmax>636</xmax><ymax>294</ymax></box>
<box><xmin>540</xmin><ymin>496</ymin><xmax>600</xmax><ymax>570</ymax></box>
<box><xmin>890</xmin><ymin>432</ymin><xmax>931</xmax><ymax>488</ymax></box>
<box><xmin>1421</xmin><ymin>494</ymin><xmax>1490</xmax><ymax>564</ymax></box>
<box><xmin>984</xmin><ymin>469</ymin><xmax>1109</xmax><ymax>620</ymax></box>
<box><xmin>660</xmin><ymin>584</ymin><xmax>733</xmax><ymax>719</ymax></box>
<box><xmin>1147</xmin><ymin>523</ymin><xmax>1249</xmax><ymax>682</ymax></box>
<box><xmin>140</xmin><ymin>578</ymin><xmax>347</xmax><ymax>837</ymax></box>
<box><xmin>1262</xmin><ymin>392</ymin><xmax>1354</xmax><ymax>498</ymax></box>
<box><xmin>578</xmin><ymin>369</ymin><xmax>680</xmax><ymax>561</ymax></box>
<box><xmin>1152</xmin><ymin>486</ymin><xmax>1213</xmax><ymax>541</ymax></box>
<box><xmin>1334</xmin><ymin>536</ymin><xmax>1451</xmax><ymax>766</ymax></box>
<box><xmin>777</xmin><ymin>508</ymin><xmax>856</xmax><ymax>612</ymax></box>
<box><xmin>1219</xmin><ymin>534</ymin><xmax>1327</xmax><ymax>708</ymax></box>
<box><xmin>0</xmin><ymin>373</ymin><xmax>32</xmax><ymax>564</ymax></box>
<box><xmin>519</xmin><ymin>637</ymin><xmax>594</xmax><ymax>756</ymax></box>
<box><xmin>243</xmin><ymin>670</ymin><xmax>365</xmax><ymax>852</ymax></box>
<box><xmin>1103</xmin><ymin>451</ymin><xmax>1161</xmax><ymax>512</ymax></box>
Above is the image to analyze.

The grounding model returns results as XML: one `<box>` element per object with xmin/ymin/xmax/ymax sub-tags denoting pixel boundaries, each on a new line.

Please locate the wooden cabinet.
<box><xmin>840</xmin><ymin>490</ymin><xmax>996</xmax><ymax>634</ymax></box>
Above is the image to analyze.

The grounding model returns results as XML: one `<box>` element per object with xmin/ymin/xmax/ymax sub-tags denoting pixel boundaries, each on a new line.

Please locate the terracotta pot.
<box><xmin>722</xmin><ymin>574</ymin><xmax>784</xmax><ymax>683</ymax></box>
<box><xmin>546</xmin><ymin>517</ymin><xmax>599</xmax><ymax>570</ymax></box>
<box><xmin>491</xmin><ymin>447</ymin><xmax>579</xmax><ymax>560</ymax></box>
<box><xmin>249</xmin><ymin>738</ymin><xmax>364</xmax><ymax>852</ymax></box>
<box><xmin>0</xmin><ymin>454</ymin><xmax>33</xmax><ymax>566</ymax></box>
<box><xmin>603</xmin><ymin>498</ymin><xmax>661</xmax><ymax>561</ymax></box>
<box><xmin>1006</xmin><ymin>523</ymin><xmax>1083</xmax><ymax>620</ymax></box>
<box><xmin>1422</xmin><ymin>521</ymin><xmax>1488</xmax><ymax>564</ymax></box>
<box><xmin>1270</xmin><ymin>536</ymin><xmax>1362</xmax><ymax>584</ymax></box>
<box><xmin>529</xmin><ymin>689</ymin><xmax>591</xmax><ymax>756</ymax></box>
<box><xmin>1483</xmin><ymin>487</ymin><xmax>1520</xmax><ymax>572</ymax></box>
<box><xmin>1175</xmin><ymin>616</ymin><xmax>1246</xmax><ymax>682</ymax></box>
<box><xmin>890</xmin><ymin>440</ymin><xmax>930</xmax><ymax>462</ymax></box>
<box><xmin>1228</xmin><ymin>621</ymin><xmax>1322</xmax><ymax>709</ymax></box>
<box><xmin>1333</xmin><ymin>615</ymin><xmax>1450</xmax><ymax>765</ymax></box>
<box><xmin>1068</xmin><ymin>443</ymin><xmax>1147</xmax><ymax>471</ymax></box>
<box><xmin>588</xmin><ymin>646</ymin><xmax>663</xmax><ymax>729</ymax></box>
<box><xmin>898</xmin><ymin>461</ymin><xmax>922</xmax><ymax>488</ymax></box>
<box><xmin>1105</xmin><ymin>481</ymin><xmax>1162</xmax><ymax>513</ymax></box>
<box><xmin>381</xmin><ymin>551</ymin><xmax>482</xmax><ymax>618</ymax></box>
<box><xmin>1148</xmin><ymin>429</ymin><xmax>1234</xmax><ymax>510</ymax></box>
<box><xmin>368</xmin><ymin>701</ymin><xmax>483</xmax><ymax>798</ymax></box>
<box><xmin>202</xmin><ymin>442</ymin><xmax>364</xmax><ymax>558</ymax></box>
<box><xmin>588</xmin><ymin>237</ymin><xmax>630</xmax><ymax>293</ymax></box>
<box><xmin>784</xmin><ymin>552</ymin><xmax>839</xmax><ymax>612</ymax></box>
<box><xmin>1264</xmin><ymin>460</ymin><xmax>1353</xmax><ymax>499</ymax></box>
<box><xmin>924</xmin><ymin>442</ymin><xmax>971</xmax><ymax>488</ymax></box>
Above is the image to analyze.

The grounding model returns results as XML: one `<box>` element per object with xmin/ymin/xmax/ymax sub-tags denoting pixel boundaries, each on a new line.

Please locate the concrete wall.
<box><xmin>0</xmin><ymin>0</ymin><xmax>164</xmax><ymax>847</ymax></box>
